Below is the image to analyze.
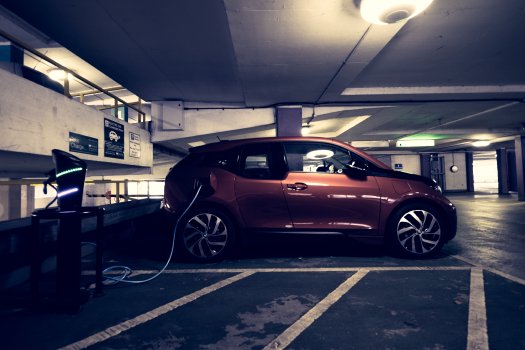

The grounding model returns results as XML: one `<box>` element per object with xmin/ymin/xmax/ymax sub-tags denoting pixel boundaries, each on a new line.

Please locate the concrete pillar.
<box><xmin>0</xmin><ymin>182</ymin><xmax>8</xmax><ymax>221</ymax></box>
<box><xmin>465</xmin><ymin>152</ymin><xmax>474</xmax><ymax>192</ymax></box>
<box><xmin>497</xmin><ymin>148</ymin><xmax>509</xmax><ymax>195</ymax></box>
<box><xmin>276</xmin><ymin>107</ymin><xmax>301</xmax><ymax>137</ymax></box>
<box><xmin>420</xmin><ymin>154</ymin><xmax>431</xmax><ymax>178</ymax></box>
<box><xmin>1</xmin><ymin>184</ymin><xmax>35</xmax><ymax>219</ymax></box>
<box><xmin>8</xmin><ymin>185</ymin><xmax>22</xmax><ymax>219</ymax></box>
<box><xmin>515</xmin><ymin>135</ymin><xmax>525</xmax><ymax>201</ymax></box>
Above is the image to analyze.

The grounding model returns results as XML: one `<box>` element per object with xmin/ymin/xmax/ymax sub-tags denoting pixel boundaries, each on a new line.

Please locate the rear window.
<box><xmin>176</xmin><ymin>151</ymin><xmax>236</xmax><ymax>171</ymax></box>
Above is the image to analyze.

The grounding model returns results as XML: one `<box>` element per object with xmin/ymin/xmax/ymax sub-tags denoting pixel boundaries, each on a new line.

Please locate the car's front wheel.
<box><xmin>178</xmin><ymin>208</ymin><xmax>235</xmax><ymax>262</ymax></box>
<box><xmin>387</xmin><ymin>203</ymin><xmax>446</xmax><ymax>258</ymax></box>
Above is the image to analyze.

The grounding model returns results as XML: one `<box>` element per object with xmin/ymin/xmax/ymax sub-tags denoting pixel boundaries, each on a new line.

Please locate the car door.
<box><xmin>234</xmin><ymin>142</ymin><xmax>293</xmax><ymax>229</ymax></box>
<box><xmin>281</xmin><ymin>142</ymin><xmax>381</xmax><ymax>234</ymax></box>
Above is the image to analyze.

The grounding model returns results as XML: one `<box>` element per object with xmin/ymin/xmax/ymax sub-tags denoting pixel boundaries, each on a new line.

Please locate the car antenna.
<box><xmin>217</xmin><ymin>135</ymin><xmax>222</xmax><ymax>141</ymax></box>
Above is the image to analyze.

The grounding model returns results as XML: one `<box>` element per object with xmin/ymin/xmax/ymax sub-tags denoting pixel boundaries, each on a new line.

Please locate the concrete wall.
<box><xmin>0</xmin><ymin>69</ymin><xmax>152</xmax><ymax>168</ymax></box>
<box><xmin>390</xmin><ymin>154</ymin><xmax>421</xmax><ymax>175</ymax></box>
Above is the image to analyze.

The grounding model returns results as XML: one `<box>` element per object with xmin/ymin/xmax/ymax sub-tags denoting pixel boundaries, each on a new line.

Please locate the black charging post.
<box><xmin>30</xmin><ymin>150</ymin><xmax>104</xmax><ymax>312</ymax></box>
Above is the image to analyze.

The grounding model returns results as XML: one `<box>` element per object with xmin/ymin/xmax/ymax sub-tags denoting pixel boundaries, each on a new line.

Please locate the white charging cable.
<box><xmin>101</xmin><ymin>184</ymin><xmax>203</xmax><ymax>285</ymax></box>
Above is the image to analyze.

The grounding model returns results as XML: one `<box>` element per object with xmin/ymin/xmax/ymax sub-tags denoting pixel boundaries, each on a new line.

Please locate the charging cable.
<box><xmin>101</xmin><ymin>184</ymin><xmax>203</xmax><ymax>285</ymax></box>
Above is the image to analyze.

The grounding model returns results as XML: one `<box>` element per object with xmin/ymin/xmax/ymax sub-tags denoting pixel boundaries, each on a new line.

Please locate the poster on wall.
<box><xmin>104</xmin><ymin>118</ymin><xmax>124</xmax><ymax>159</ymax></box>
<box><xmin>69</xmin><ymin>132</ymin><xmax>98</xmax><ymax>155</ymax></box>
<box><xmin>129</xmin><ymin>132</ymin><xmax>141</xmax><ymax>158</ymax></box>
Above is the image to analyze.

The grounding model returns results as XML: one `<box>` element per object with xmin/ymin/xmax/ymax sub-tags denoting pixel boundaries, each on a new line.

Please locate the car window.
<box><xmin>283</xmin><ymin>142</ymin><xmax>359</xmax><ymax>174</ymax></box>
<box><xmin>176</xmin><ymin>150</ymin><xmax>236</xmax><ymax>172</ymax></box>
<box><xmin>238</xmin><ymin>143</ymin><xmax>284</xmax><ymax>179</ymax></box>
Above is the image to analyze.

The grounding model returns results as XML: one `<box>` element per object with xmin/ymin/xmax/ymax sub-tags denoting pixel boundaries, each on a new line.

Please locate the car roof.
<box><xmin>189</xmin><ymin>137</ymin><xmax>391</xmax><ymax>170</ymax></box>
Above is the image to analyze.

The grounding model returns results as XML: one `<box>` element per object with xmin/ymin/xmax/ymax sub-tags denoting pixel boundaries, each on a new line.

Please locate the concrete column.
<box><xmin>20</xmin><ymin>184</ymin><xmax>36</xmax><ymax>217</ymax></box>
<box><xmin>465</xmin><ymin>152</ymin><xmax>474</xmax><ymax>193</ymax></box>
<box><xmin>497</xmin><ymin>148</ymin><xmax>509</xmax><ymax>195</ymax></box>
<box><xmin>8</xmin><ymin>184</ymin><xmax>22</xmax><ymax>219</ymax></box>
<box><xmin>420</xmin><ymin>154</ymin><xmax>431</xmax><ymax>178</ymax></box>
<box><xmin>0</xmin><ymin>182</ymin><xmax>8</xmax><ymax>221</ymax></box>
<box><xmin>515</xmin><ymin>135</ymin><xmax>525</xmax><ymax>201</ymax></box>
<box><xmin>276</xmin><ymin>107</ymin><xmax>301</xmax><ymax>137</ymax></box>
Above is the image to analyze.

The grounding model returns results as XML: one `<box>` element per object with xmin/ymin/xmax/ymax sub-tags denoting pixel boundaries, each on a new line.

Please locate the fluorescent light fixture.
<box><xmin>188</xmin><ymin>141</ymin><xmax>206</xmax><ymax>147</ymax></box>
<box><xmin>360</xmin><ymin>0</ymin><xmax>434</xmax><ymax>25</ymax></box>
<box><xmin>351</xmin><ymin>141</ymin><xmax>390</xmax><ymax>148</ymax></box>
<box><xmin>57</xmin><ymin>187</ymin><xmax>79</xmax><ymax>198</ymax></box>
<box><xmin>306</xmin><ymin>150</ymin><xmax>334</xmax><ymax>160</ymax></box>
<box><xmin>471</xmin><ymin>140</ymin><xmax>491</xmax><ymax>147</ymax></box>
<box><xmin>396</xmin><ymin>139</ymin><xmax>435</xmax><ymax>147</ymax></box>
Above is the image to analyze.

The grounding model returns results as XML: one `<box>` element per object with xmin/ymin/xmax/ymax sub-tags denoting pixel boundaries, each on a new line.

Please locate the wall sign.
<box><xmin>104</xmin><ymin>118</ymin><xmax>124</xmax><ymax>159</ymax></box>
<box><xmin>69</xmin><ymin>132</ymin><xmax>98</xmax><ymax>156</ymax></box>
<box><xmin>394</xmin><ymin>163</ymin><xmax>403</xmax><ymax>170</ymax></box>
<box><xmin>129</xmin><ymin>132</ymin><xmax>141</xmax><ymax>158</ymax></box>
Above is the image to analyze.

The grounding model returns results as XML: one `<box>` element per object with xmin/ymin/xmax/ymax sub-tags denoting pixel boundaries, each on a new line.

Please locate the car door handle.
<box><xmin>287</xmin><ymin>182</ymin><xmax>308</xmax><ymax>191</ymax></box>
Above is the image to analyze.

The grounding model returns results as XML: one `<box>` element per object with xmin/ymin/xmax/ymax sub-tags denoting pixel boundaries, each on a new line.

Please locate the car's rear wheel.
<box><xmin>178</xmin><ymin>208</ymin><xmax>235</xmax><ymax>262</ymax></box>
<box><xmin>388</xmin><ymin>203</ymin><xmax>445</xmax><ymax>258</ymax></box>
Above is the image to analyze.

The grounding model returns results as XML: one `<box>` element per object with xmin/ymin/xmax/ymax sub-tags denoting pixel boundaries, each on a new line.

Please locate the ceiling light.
<box><xmin>188</xmin><ymin>141</ymin><xmax>206</xmax><ymax>147</ymax></box>
<box><xmin>306</xmin><ymin>150</ymin><xmax>334</xmax><ymax>160</ymax></box>
<box><xmin>360</xmin><ymin>0</ymin><xmax>434</xmax><ymax>25</ymax></box>
<box><xmin>471</xmin><ymin>140</ymin><xmax>491</xmax><ymax>147</ymax></box>
<box><xmin>301</xmin><ymin>124</ymin><xmax>311</xmax><ymax>136</ymax></box>
<box><xmin>48</xmin><ymin>69</ymin><xmax>66</xmax><ymax>82</ymax></box>
<box><xmin>351</xmin><ymin>141</ymin><xmax>390</xmax><ymax>148</ymax></box>
<box><xmin>48</xmin><ymin>69</ymin><xmax>73</xmax><ymax>82</ymax></box>
<box><xmin>396</xmin><ymin>139</ymin><xmax>435</xmax><ymax>147</ymax></box>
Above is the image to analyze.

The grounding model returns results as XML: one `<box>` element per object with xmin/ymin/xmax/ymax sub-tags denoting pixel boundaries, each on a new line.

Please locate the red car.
<box><xmin>163</xmin><ymin>137</ymin><xmax>456</xmax><ymax>262</ymax></box>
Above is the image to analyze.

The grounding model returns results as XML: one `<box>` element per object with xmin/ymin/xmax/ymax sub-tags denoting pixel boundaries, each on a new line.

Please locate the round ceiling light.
<box><xmin>360</xmin><ymin>0</ymin><xmax>434</xmax><ymax>25</ymax></box>
<box><xmin>301</xmin><ymin>124</ymin><xmax>311</xmax><ymax>136</ymax></box>
<box><xmin>48</xmin><ymin>69</ymin><xmax>74</xmax><ymax>83</ymax></box>
<box><xmin>306</xmin><ymin>149</ymin><xmax>334</xmax><ymax>160</ymax></box>
<box><xmin>48</xmin><ymin>68</ymin><xmax>67</xmax><ymax>82</ymax></box>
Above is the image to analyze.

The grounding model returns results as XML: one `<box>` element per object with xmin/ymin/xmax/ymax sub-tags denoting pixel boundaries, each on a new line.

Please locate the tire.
<box><xmin>177</xmin><ymin>207</ymin><xmax>235</xmax><ymax>262</ymax></box>
<box><xmin>387</xmin><ymin>203</ymin><xmax>446</xmax><ymax>258</ymax></box>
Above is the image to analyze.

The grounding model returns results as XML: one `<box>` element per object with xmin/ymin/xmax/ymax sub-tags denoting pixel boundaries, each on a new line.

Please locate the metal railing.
<box><xmin>0</xmin><ymin>179</ymin><xmax>164</xmax><ymax>222</ymax></box>
<box><xmin>0</xmin><ymin>29</ymin><xmax>148</xmax><ymax>124</ymax></box>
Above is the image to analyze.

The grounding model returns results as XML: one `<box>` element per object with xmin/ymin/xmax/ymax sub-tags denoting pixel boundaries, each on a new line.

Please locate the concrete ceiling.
<box><xmin>1</xmin><ymin>0</ymin><xmax>525</xmax><ymax>155</ymax></box>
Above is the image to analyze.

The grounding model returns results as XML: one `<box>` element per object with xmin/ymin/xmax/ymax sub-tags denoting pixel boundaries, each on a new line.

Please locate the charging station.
<box><xmin>30</xmin><ymin>150</ymin><xmax>104</xmax><ymax>313</ymax></box>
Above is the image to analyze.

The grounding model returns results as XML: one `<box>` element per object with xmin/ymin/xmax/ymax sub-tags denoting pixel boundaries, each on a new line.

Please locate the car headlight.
<box><xmin>431</xmin><ymin>179</ymin><xmax>442</xmax><ymax>194</ymax></box>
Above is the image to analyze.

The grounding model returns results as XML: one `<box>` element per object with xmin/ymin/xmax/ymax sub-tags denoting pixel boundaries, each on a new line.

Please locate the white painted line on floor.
<box><xmin>263</xmin><ymin>269</ymin><xmax>369</xmax><ymax>350</ymax></box>
<box><xmin>467</xmin><ymin>268</ymin><xmax>489</xmax><ymax>350</ymax></box>
<box><xmin>82</xmin><ymin>266</ymin><xmax>470</xmax><ymax>277</ymax></box>
<box><xmin>134</xmin><ymin>266</ymin><xmax>470</xmax><ymax>274</ymax></box>
<box><xmin>91</xmin><ymin>266</ymin><xmax>467</xmax><ymax>275</ymax></box>
<box><xmin>59</xmin><ymin>271</ymin><xmax>254</xmax><ymax>350</ymax></box>
<box><xmin>452</xmin><ymin>255</ymin><xmax>525</xmax><ymax>286</ymax></box>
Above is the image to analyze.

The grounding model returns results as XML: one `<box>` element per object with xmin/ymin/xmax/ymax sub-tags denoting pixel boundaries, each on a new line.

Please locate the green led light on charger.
<box><xmin>56</xmin><ymin>167</ymin><xmax>83</xmax><ymax>178</ymax></box>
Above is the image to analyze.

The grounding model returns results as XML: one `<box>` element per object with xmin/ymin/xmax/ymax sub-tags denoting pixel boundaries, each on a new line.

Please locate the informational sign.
<box><xmin>394</xmin><ymin>163</ymin><xmax>403</xmax><ymax>170</ymax></box>
<box><xmin>69</xmin><ymin>132</ymin><xmax>98</xmax><ymax>155</ymax></box>
<box><xmin>129</xmin><ymin>132</ymin><xmax>141</xmax><ymax>158</ymax></box>
<box><xmin>104</xmin><ymin>118</ymin><xmax>124</xmax><ymax>159</ymax></box>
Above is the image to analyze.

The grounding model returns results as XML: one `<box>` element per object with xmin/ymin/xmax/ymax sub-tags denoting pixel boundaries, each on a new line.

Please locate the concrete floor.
<box><xmin>1</xmin><ymin>193</ymin><xmax>524</xmax><ymax>350</ymax></box>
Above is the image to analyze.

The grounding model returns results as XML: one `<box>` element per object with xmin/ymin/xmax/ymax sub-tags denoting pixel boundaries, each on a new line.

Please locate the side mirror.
<box><xmin>343</xmin><ymin>162</ymin><xmax>368</xmax><ymax>180</ymax></box>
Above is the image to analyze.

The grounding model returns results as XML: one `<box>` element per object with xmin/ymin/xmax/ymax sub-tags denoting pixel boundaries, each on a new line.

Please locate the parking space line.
<box><xmin>467</xmin><ymin>268</ymin><xmax>489</xmax><ymax>350</ymax></box>
<box><xmin>59</xmin><ymin>271</ymin><xmax>254</xmax><ymax>350</ymax></box>
<box><xmin>452</xmin><ymin>255</ymin><xmax>525</xmax><ymax>286</ymax></box>
<box><xmin>263</xmin><ymin>269</ymin><xmax>369</xmax><ymax>350</ymax></box>
<box><xmin>125</xmin><ymin>266</ymin><xmax>470</xmax><ymax>275</ymax></box>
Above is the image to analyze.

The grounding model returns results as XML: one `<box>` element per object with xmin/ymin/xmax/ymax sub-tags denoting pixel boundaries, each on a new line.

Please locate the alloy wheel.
<box><xmin>183</xmin><ymin>213</ymin><xmax>228</xmax><ymax>259</ymax></box>
<box><xmin>396</xmin><ymin>209</ymin><xmax>441</xmax><ymax>255</ymax></box>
